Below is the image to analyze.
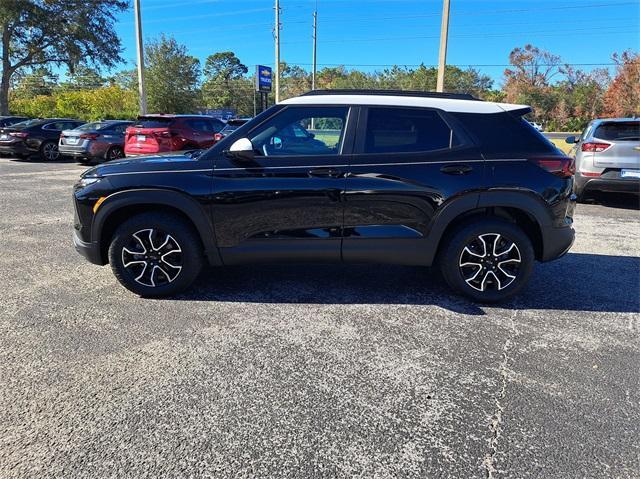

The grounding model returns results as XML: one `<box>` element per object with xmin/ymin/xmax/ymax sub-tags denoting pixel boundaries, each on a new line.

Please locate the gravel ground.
<box><xmin>1</xmin><ymin>157</ymin><xmax>638</xmax><ymax>478</ymax></box>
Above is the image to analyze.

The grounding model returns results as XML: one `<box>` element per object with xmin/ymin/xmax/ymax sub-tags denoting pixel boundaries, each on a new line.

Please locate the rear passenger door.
<box><xmin>343</xmin><ymin>106</ymin><xmax>484</xmax><ymax>265</ymax></box>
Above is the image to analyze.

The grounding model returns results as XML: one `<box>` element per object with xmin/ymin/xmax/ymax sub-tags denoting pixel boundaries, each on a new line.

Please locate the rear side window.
<box><xmin>134</xmin><ymin>118</ymin><xmax>174</xmax><ymax>128</ymax></box>
<box><xmin>364</xmin><ymin>108</ymin><xmax>453</xmax><ymax>154</ymax></box>
<box><xmin>453</xmin><ymin>112</ymin><xmax>557</xmax><ymax>158</ymax></box>
<box><xmin>594</xmin><ymin>122</ymin><xmax>640</xmax><ymax>141</ymax></box>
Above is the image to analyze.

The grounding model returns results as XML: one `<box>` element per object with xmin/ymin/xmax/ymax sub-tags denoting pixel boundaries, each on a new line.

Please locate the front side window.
<box><xmin>364</xmin><ymin>107</ymin><xmax>453</xmax><ymax>154</ymax></box>
<box><xmin>249</xmin><ymin>106</ymin><xmax>348</xmax><ymax>157</ymax></box>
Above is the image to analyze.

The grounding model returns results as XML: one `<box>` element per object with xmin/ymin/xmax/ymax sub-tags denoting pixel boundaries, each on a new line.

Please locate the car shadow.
<box><xmin>173</xmin><ymin>252</ymin><xmax>639</xmax><ymax>315</ymax></box>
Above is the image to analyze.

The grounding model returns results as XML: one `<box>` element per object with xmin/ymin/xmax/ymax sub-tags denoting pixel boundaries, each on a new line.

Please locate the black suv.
<box><xmin>73</xmin><ymin>90</ymin><xmax>576</xmax><ymax>302</ymax></box>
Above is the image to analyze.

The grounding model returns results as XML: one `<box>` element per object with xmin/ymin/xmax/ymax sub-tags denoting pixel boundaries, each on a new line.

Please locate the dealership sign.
<box><xmin>256</xmin><ymin>65</ymin><xmax>272</xmax><ymax>93</ymax></box>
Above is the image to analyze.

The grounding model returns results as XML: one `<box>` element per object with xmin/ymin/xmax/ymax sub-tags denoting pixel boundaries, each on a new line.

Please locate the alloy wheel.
<box><xmin>458</xmin><ymin>233</ymin><xmax>522</xmax><ymax>292</ymax></box>
<box><xmin>121</xmin><ymin>228</ymin><xmax>183</xmax><ymax>287</ymax></box>
<box><xmin>43</xmin><ymin>142</ymin><xmax>60</xmax><ymax>161</ymax></box>
<box><xmin>109</xmin><ymin>147</ymin><xmax>124</xmax><ymax>160</ymax></box>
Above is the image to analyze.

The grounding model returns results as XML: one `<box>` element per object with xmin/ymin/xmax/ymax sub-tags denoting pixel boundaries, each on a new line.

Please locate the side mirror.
<box><xmin>565</xmin><ymin>136</ymin><xmax>577</xmax><ymax>144</ymax></box>
<box><xmin>224</xmin><ymin>137</ymin><xmax>254</xmax><ymax>162</ymax></box>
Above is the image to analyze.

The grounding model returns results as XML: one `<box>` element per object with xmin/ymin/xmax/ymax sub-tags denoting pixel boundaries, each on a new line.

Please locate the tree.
<box><xmin>0</xmin><ymin>0</ymin><xmax>128</xmax><ymax>114</ymax></box>
<box><xmin>504</xmin><ymin>44</ymin><xmax>567</xmax><ymax>89</ymax></box>
<box><xmin>11</xmin><ymin>67</ymin><xmax>58</xmax><ymax>99</ymax></box>
<box><xmin>202</xmin><ymin>51</ymin><xmax>250</xmax><ymax>114</ymax></box>
<box><xmin>59</xmin><ymin>66</ymin><xmax>106</xmax><ymax>91</ymax></box>
<box><xmin>145</xmin><ymin>35</ymin><xmax>201</xmax><ymax>114</ymax></box>
<box><xmin>603</xmin><ymin>51</ymin><xmax>640</xmax><ymax>117</ymax></box>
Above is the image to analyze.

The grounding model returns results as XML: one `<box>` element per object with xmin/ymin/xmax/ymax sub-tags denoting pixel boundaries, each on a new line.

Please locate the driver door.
<box><xmin>211</xmin><ymin>105</ymin><xmax>355</xmax><ymax>264</ymax></box>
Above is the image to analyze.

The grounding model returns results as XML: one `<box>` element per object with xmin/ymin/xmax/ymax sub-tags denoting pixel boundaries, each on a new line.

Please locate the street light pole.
<box><xmin>436</xmin><ymin>0</ymin><xmax>451</xmax><ymax>93</ymax></box>
<box><xmin>274</xmin><ymin>0</ymin><xmax>281</xmax><ymax>103</ymax></box>
<box><xmin>312</xmin><ymin>9</ymin><xmax>317</xmax><ymax>91</ymax></box>
<box><xmin>134</xmin><ymin>0</ymin><xmax>147</xmax><ymax>114</ymax></box>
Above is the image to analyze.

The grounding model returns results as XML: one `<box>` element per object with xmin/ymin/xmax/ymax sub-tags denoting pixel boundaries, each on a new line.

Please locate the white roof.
<box><xmin>281</xmin><ymin>94</ymin><xmax>527</xmax><ymax>114</ymax></box>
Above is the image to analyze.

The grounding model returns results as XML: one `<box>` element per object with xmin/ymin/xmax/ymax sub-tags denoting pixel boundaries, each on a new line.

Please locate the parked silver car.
<box><xmin>59</xmin><ymin>120</ymin><xmax>133</xmax><ymax>163</ymax></box>
<box><xmin>566</xmin><ymin>118</ymin><xmax>640</xmax><ymax>200</ymax></box>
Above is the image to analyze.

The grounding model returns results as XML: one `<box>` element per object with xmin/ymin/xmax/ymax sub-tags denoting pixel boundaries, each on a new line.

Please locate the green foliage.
<box><xmin>11</xmin><ymin>86</ymin><xmax>138</xmax><ymax>120</ymax></box>
<box><xmin>145</xmin><ymin>35</ymin><xmax>201</xmax><ymax>114</ymax></box>
<box><xmin>0</xmin><ymin>0</ymin><xmax>128</xmax><ymax>114</ymax></box>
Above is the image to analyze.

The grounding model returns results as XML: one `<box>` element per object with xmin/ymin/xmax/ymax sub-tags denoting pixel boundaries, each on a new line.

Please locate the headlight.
<box><xmin>77</xmin><ymin>176</ymin><xmax>101</xmax><ymax>188</ymax></box>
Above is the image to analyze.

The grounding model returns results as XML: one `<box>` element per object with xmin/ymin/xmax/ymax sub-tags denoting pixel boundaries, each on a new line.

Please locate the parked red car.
<box><xmin>124</xmin><ymin>115</ymin><xmax>226</xmax><ymax>155</ymax></box>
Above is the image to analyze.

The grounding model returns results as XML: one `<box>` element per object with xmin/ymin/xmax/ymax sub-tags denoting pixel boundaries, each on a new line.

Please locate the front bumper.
<box><xmin>576</xmin><ymin>171</ymin><xmax>640</xmax><ymax>195</ymax></box>
<box><xmin>73</xmin><ymin>229</ymin><xmax>104</xmax><ymax>265</ymax></box>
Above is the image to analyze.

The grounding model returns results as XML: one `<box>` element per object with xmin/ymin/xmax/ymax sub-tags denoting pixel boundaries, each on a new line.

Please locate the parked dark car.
<box><xmin>73</xmin><ymin>90</ymin><xmax>575</xmax><ymax>302</ymax></box>
<box><xmin>124</xmin><ymin>115</ymin><xmax>226</xmax><ymax>156</ymax></box>
<box><xmin>214</xmin><ymin>118</ymin><xmax>251</xmax><ymax>142</ymax></box>
<box><xmin>0</xmin><ymin>116</ymin><xmax>29</xmax><ymax>128</ymax></box>
<box><xmin>0</xmin><ymin>118</ymin><xmax>84</xmax><ymax>160</ymax></box>
<box><xmin>59</xmin><ymin>120</ymin><xmax>133</xmax><ymax>164</ymax></box>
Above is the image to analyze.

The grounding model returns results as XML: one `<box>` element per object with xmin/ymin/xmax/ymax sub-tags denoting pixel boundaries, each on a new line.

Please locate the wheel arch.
<box><xmin>92</xmin><ymin>189</ymin><xmax>222</xmax><ymax>266</ymax></box>
<box><xmin>427</xmin><ymin>190</ymin><xmax>552</xmax><ymax>264</ymax></box>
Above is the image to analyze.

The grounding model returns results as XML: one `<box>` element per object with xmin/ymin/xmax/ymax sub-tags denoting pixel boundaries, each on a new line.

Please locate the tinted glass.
<box><xmin>453</xmin><ymin>112</ymin><xmax>557</xmax><ymax>158</ymax></box>
<box><xmin>210</xmin><ymin>119</ymin><xmax>225</xmax><ymax>133</ymax></box>
<box><xmin>9</xmin><ymin>119</ymin><xmax>42</xmax><ymax>129</ymax></box>
<box><xmin>594</xmin><ymin>122</ymin><xmax>640</xmax><ymax>141</ymax></box>
<box><xmin>134</xmin><ymin>118</ymin><xmax>174</xmax><ymax>128</ymax></box>
<box><xmin>364</xmin><ymin>108</ymin><xmax>452</xmax><ymax>153</ymax></box>
<box><xmin>250</xmin><ymin>106</ymin><xmax>348</xmax><ymax>156</ymax></box>
<box><xmin>186</xmin><ymin>119</ymin><xmax>211</xmax><ymax>132</ymax></box>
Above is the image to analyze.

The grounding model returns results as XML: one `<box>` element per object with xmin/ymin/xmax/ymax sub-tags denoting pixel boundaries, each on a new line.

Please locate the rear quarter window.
<box><xmin>594</xmin><ymin>122</ymin><xmax>640</xmax><ymax>141</ymax></box>
<box><xmin>452</xmin><ymin>112</ymin><xmax>557</xmax><ymax>158</ymax></box>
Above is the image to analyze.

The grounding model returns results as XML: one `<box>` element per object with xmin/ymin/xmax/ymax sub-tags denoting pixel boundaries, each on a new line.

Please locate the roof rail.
<box><xmin>301</xmin><ymin>89</ymin><xmax>481</xmax><ymax>101</ymax></box>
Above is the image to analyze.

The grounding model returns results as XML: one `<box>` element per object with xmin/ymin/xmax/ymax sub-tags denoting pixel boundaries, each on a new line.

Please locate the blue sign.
<box><xmin>256</xmin><ymin>65</ymin><xmax>272</xmax><ymax>93</ymax></box>
<box><xmin>200</xmin><ymin>109</ymin><xmax>236</xmax><ymax>120</ymax></box>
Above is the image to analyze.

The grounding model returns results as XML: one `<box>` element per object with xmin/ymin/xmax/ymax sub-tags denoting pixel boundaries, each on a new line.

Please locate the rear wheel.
<box><xmin>40</xmin><ymin>141</ymin><xmax>60</xmax><ymax>161</ymax></box>
<box><xmin>439</xmin><ymin>218</ymin><xmax>535</xmax><ymax>303</ymax></box>
<box><xmin>108</xmin><ymin>213</ymin><xmax>203</xmax><ymax>297</ymax></box>
<box><xmin>105</xmin><ymin>145</ymin><xmax>125</xmax><ymax>162</ymax></box>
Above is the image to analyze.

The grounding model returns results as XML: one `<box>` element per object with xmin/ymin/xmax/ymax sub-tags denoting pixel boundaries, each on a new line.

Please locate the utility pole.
<box><xmin>274</xmin><ymin>0</ymin><xmax>281</xmax><ymax>103</ymax></box>
<box><xmin>436</xmin><ymin>0</ymin><xmax>451</xmax><ymax>93</ymax></box>
<box><xmin>134</xmin><ymin>0</ymin><xmax>147</xmax><ymax>114</ymax></box>
<box><xmin>312</xmin><ymin>9</ymin><xmax>317</xmax><ymax>91</ymax></box>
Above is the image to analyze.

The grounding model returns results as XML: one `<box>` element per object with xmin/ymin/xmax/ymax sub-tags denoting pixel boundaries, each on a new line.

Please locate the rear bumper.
<box><xmin>0</xmin><ymin>142</ymin><xmax>31</xmax><ymax>156</ymax></box>
<box><xmin>73</xmin><ymin>229</ymin><xmax>104</xmax><ymax>265</ymax></box>
<box><xmin>541</xmin><ymin>224</ymin><xmax>575</xmax><ymax>262</ymax></box>
<box><xmin>576</xmin><ymin>171</ymin><xmax>640</xmax><ymax>194</ymax></box>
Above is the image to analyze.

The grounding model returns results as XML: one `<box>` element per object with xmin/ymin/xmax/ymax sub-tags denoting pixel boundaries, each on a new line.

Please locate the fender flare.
<box><xmin>92</xmin><ymin>188</ymin><xmax>222</xmax><ymax>266</ymax></box>
<box><xmin>422</xmin><ymin>189</ymin><xmax>552</xmax><ymax>265</ymax></box>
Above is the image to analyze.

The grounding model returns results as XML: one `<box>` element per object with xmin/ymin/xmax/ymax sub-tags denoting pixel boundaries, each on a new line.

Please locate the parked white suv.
<box><xmin>566</xmin><ymin>118</ymin><xmax>640</xmax><ymax>201</ymax></box>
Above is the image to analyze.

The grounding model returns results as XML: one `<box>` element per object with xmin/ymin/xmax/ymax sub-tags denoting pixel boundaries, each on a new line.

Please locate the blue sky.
<box><xmin>113</xmin><ymin>0</ymin><xmax>640</xmax><ymax>86</ymax></box>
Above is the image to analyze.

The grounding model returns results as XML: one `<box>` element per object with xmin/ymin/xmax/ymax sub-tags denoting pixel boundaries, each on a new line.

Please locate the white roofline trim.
<box><xmin>280</xmin><ymin>94</ymin><xmax>529</xmax><ymax>114</ymax></box>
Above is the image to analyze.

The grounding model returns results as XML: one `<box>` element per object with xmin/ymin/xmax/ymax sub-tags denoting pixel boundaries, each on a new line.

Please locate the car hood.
<box><xmin>82</xmin><ymin>152</ymin><xmax>208</xmax><ymax>178</ymax></box>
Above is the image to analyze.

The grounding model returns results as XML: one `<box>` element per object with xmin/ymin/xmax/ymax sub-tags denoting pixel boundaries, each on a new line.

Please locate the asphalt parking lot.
<box><xmin>1</xmin><ymin>157</ymin><xmax>638</xmax><ymax>478</ymax></box>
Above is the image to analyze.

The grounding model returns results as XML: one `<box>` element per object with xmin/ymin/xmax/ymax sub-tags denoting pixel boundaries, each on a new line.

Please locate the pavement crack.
<box><xmin>483</xmin><ymin>309</ymin><xmax>518</xmax><ymax>479</ymax></box>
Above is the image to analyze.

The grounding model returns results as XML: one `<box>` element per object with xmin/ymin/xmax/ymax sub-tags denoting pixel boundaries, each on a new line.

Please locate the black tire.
<box><xmin>438</xmin><ymin>218</ymin><xmax>535</xmax><ymax>303</ymax></box>
<box><xmin>105</xmin><ymin>145</ymin><xmax>125</xmax><ymax>162</ymax></box>
<box><xmin>39</xmin><ymin>140</ymin><xmax>60</xmax><ymax>161</ymax></box>
<box><xmin>108</xmin><ymin>213</ymin><xmax>203</xmax><ymax>297</ymax></box>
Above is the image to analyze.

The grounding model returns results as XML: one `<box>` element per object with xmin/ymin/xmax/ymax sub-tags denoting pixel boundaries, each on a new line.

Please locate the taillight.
<box><xmin>582</xmin><ymin>142</ymin><xmax>611</xmax><ymax>152</ymax></box>
<box><xmin>530</xmin><ymin>157</ymin><xmax>576</xmax><ymax>178</ymax></box>
<box><xmin>214</xmin><ymin>133</ymin><xmax>223</xmax><ymax>142</ymax></box>
<box><xmin>9</xmin><ymin>132</ymin><xmax>28</xmax><ymax>138</ymax></box>
<box><xmin>80</xmin><ymin>133</ymin><xmax>99</xmax><ymax>140</ymax></box>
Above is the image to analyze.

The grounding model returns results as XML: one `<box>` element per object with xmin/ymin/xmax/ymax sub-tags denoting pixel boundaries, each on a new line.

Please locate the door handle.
<box><xmin>309</xmin><ymin>168</ymin><xmax>341</xmax><ymax>178</ymax></box>
<box><xmin>440</xmin><ymin>164</ymin><xmax>473</xmax><ymax>175</ymax></box>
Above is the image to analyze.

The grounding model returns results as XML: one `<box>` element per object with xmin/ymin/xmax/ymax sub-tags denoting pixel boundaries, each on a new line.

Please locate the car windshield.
<box><xmin>594</xmin><ymin>122</ymin><xmax>640</xmax><ymax>141</ymax></box>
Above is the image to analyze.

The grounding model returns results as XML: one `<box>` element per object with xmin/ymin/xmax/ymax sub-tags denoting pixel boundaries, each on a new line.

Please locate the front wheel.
<box><xmin>108</xmin><ymin>213</ymin><xmax>203</xmax><ymax>297</ymax></box>
<box><xmin>439</xmin><ymin>219</ymin><xmax>535</xmax><ymax>303</ymax></box>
